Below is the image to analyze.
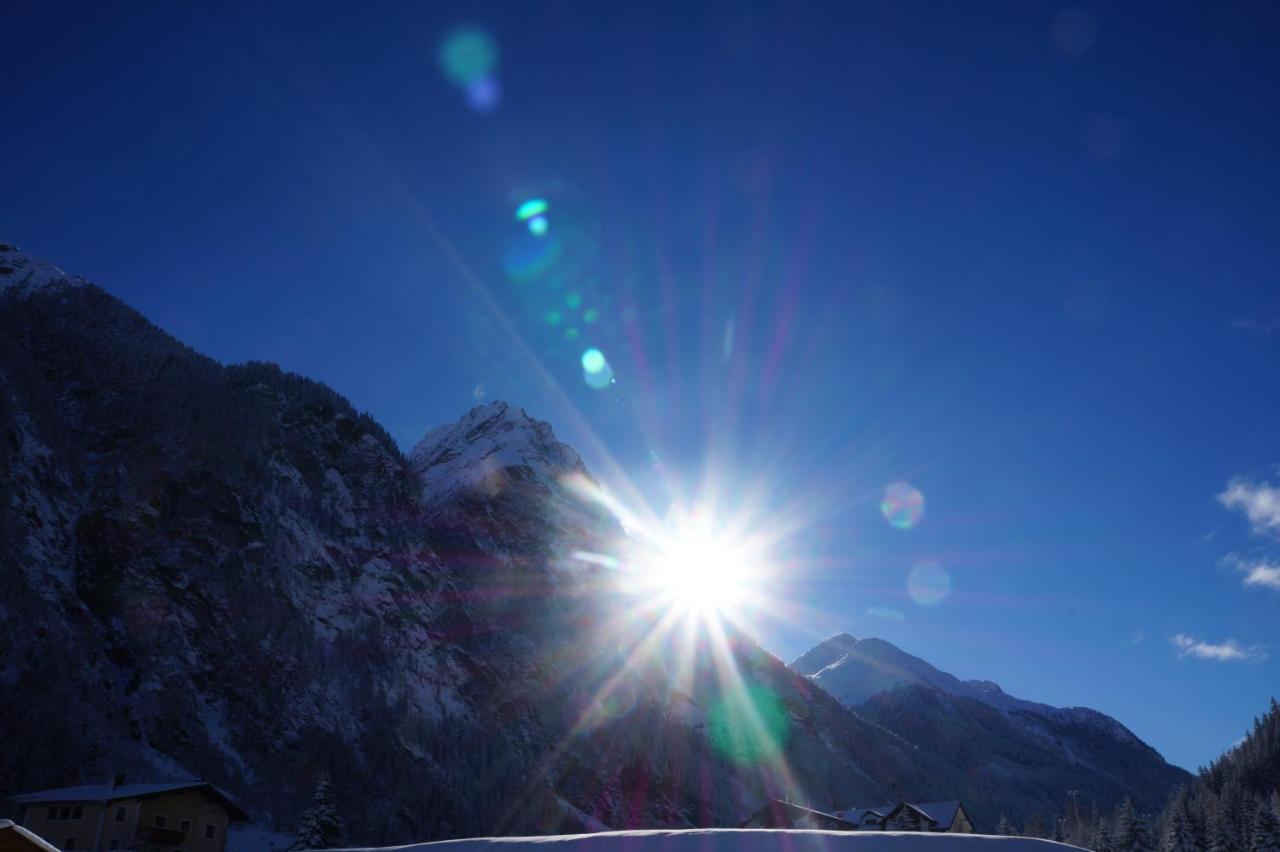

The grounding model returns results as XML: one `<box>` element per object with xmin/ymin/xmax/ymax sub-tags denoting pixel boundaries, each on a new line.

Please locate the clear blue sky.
<box><xmin>5</xmin><ymin>1</ymin><xmax>1279</xmax><ymax>772</ymax></box>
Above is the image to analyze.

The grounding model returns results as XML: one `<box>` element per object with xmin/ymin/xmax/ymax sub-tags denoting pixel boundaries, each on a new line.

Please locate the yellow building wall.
<box><xmin>135</xmin><ymin>791</ymin><xmax>229</xmax><ymax>852</ymax></box>
<box><xmin>20</xmin><ymin>802</ymin><xmax>108</xmax><ymax>851</ymax></box>
<box><xmin>19</xmin><ymin>790</ymin><xmax>230</xmax><ymax>852</ymax></box>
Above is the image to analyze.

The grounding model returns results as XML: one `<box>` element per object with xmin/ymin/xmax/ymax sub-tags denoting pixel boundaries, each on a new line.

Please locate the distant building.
<box><xmin>8</xmin><ymin>778</ymin><xmax>248</xmax><ymax>852</ymax></box>
<box><xmin>0</xmin><ymin>819</ymin><xmax>61</xmax><ymax>852</ymax></box>
<box><xmin>879</xmin><ymin>801</ymin><xmax>974</xmax><ymax>833</ymax></box>
<box><xmin>833</xmin><ymin>807</ymin><xmax>890</xmax><ymax>830</ymax></box>
<box><xmin>738</xmin><ymin>800</ymin><xmax>856</xmax><ymax>831</ymax></box>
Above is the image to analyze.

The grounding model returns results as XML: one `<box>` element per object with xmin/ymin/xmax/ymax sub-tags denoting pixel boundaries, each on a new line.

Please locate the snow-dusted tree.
<box><xmin>1091</xmin><ymin>817</ymin><xmax>1114</xmax><ymax>852</ymax></box>
<box><xmin>1025</xmin><ymin>812</ymin><xmax>1047</xmax><ymax>838</ymax></box>
<box><xmin>1112</xmin><ymin>799</ymin><xmax>1139</xmax><ymax>851</ymax></box>
<box><xmin>995</xmin><ymin>815</ymin><xmax>1018</xmax><ymax>836</ymax></box>
<box><xmin>294</xmin><ymin>771</ymin><xmax>344</xmax><ymax>850</ymax></box>
<box><xmin>1253</xmin><ymin>802</ymin><xmax>1280</xmax><ymax>852</ymax></box>
<box><xmin>1161</xmin><ymin>793</ymin><xmax>1198</xmax><ymax>852</ymax></box>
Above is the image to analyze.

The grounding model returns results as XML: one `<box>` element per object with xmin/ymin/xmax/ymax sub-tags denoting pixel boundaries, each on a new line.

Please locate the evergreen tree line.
<box><xmin>988</xmin><ymin>699</ymin><xmax>1280</xmax><ymax>851</ymax></box>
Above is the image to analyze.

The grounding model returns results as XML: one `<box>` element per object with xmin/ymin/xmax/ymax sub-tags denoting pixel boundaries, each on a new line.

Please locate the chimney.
<box><xmin>111</xmin><ymin>773</ymin><xmax>126</xmax><ymax>789</ymax></box>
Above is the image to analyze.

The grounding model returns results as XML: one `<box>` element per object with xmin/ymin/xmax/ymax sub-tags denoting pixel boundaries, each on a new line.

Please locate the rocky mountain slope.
<box><xmin>790</xmin><ymin>634</ymin><xmax>1192</xmax><ymax>828</ymax></box>
<box><xmin>0</xmin><ymin>242</ymin><xmax>1187</xmax><ymax>843</ymax></box>
<box><xmin>0</xmin><ymin>243</ymin><xmax>934</xmax><ymax>843</ymax></box>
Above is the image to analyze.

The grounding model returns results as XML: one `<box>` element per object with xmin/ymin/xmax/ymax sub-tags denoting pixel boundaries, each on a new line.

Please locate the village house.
<box><xmin>877</xmin><ymin>801</ymin><xmax>974</xmax><ymax>833</ymax></box>
<box><xmin>738</xmin><ymin>800</ymin><xmax>856</xmax><ymax>831</ymax></box>
<box><xmin>7</xmin><ymin>778</ymin><xmax>247</xmax><ymax>852</ymax></box>
<box><xmin>741</xmin><ymin>798</ymin><xmax>975</xmax><ymax>834</ymax></box>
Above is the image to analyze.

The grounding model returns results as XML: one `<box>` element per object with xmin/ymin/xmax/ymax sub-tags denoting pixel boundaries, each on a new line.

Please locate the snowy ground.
<box><xmin>329</xmin><ymin>829</ymin><xmax>1081</xmax><ymax>852</ymax></box>
<box><xmin>228</xmin><ymin>823</ymin><xmax>296</xmax><ymax>852</ymax></box>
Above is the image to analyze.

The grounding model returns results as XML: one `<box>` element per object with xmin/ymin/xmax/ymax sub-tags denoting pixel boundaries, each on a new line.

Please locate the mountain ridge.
<box><xmin>0</xmin><ymin>242</ymin><xmax>1188</xmax><ymax>841</ymax></box>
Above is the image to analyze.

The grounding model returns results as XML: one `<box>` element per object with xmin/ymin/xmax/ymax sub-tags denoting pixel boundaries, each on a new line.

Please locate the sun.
<box><xmin>650</xmin><ymin>527</ymin><xmax>750</xmax><ymax>615</ymax></box>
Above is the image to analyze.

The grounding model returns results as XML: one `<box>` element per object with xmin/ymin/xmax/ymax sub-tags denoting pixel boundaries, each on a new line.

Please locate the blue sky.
<box><xmin>4</xmin><ymin>1</ymin><xmax>1279</xmax><ymax>772</ymax></box>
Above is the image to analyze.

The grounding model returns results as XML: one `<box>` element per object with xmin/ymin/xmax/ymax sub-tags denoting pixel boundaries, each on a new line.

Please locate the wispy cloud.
<box><xmin>1129</xmin><ymin>631</ymin><xmax>1145</xmax><ymax>646</ymax></box>
<box><xmin>1228</xmin><ymin>317</ymin><xmax>1280</xmax><ymax>335</ymax></box>
<box><xmin>1219</xmin><ymin>478</ymin><xmax>1280</xmax><ymax>538</ymax></box>
<box><xmin>1171</xmin><ymin>634</ymin><xmax>1266</xmax><ymax>663</ymax></box>
<box><xmin>1220</xmin><ymin>554</ymin><xmax>1280</xmax><ymax>591</ymax></box>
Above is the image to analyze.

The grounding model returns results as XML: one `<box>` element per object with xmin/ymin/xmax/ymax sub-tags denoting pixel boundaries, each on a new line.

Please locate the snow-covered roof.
<box><xmin>327</xmin><ymin>828</ymin><xmax>1081</xmax><ymax>852</ymax></box>
<box><xmin>879</xmin><ymin>803</ymin><xmax>966</xmax><ymax>831</ymax></box>
<box><xmin>0</xmin><ymin>819</ymin><xmax>63</xmax><ymax>852</ymax></box>
<box><xmin>911</xmin><ymin>804</ymin><xmax>965</xmax><ymax>830</ymax></box>
<box><xmin>8</xmin><ymin>782</ymin><xmax>248</xmax><ymax>819</ymax></box>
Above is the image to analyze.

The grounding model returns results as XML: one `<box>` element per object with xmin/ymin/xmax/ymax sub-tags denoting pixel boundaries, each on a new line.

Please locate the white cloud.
<box><xmin>1219</xmin><ymin>479</ymin><xmax>1280</xmax><ymax>538</ymax></box>
<box><xmin>1171</xmin><ymin>634</ymin><xmax>1265</xmax><ymax>663</ymax></box>
<box><xmin>1242</xmin><ymin>562</ymin><xmax>1280</xmax><ymax>590</ymax></box>
<box><xmin>1220</xmin><ymin>553</ymin><xmax>1280</xmax><ymax>592</ymax></box>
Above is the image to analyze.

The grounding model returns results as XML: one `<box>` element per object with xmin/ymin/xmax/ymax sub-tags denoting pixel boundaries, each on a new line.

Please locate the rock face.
<box><xmin>0</xmin><ymin>243</ymin><xmax>1187</xmax><ymax>843</ymax></box>
<box><xmin>0</xmin><ymin>244</ymin><xmax>922</xmax><ymax>843</ymax></box>
<box><xmin>790</xmin><ymin>634</ymin><xmax>1192</xmax><ymax>828</ymax></box>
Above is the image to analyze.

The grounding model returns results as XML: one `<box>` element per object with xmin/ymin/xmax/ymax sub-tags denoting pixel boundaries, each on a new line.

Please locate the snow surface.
<box><xmin>0</xmin><ymin>242</ymin><xmax>88</xmax><ymax>293</ymax></box>
<box><xmin>329</xmin><ymin>829</ymin><xmax>1081</xmax><ymax>852</ymax></box>
<box><xmin>409</xmin><ymin>402</ymin><xmax>587</xmax><ymax>503</ymax></box>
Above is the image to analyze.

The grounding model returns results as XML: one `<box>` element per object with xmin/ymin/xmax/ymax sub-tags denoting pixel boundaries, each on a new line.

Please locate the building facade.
<box><xmin>9</xmin><ymin>781</ymin><xmax>247</xmax><ymax>852</ymax></box>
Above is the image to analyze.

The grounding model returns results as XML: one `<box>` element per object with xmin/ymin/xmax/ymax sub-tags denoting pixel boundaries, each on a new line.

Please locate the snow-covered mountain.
<box><xmin>0</xmin><ymin>244</ymin><xmax>918</xmax><ymax>842</ymax></box>
<box><xmin>790</xmin><ymin>634</ymin><xmax>1190</xmax><ymax>824</ymax></box>
<box><xmin>0</xmin><ymin>243</ymin><xmax>1186</xmax><ymax>844</ymax></box>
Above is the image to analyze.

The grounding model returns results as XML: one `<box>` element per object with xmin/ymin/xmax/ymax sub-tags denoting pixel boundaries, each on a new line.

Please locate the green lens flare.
<box><xmin>581</xmin><ymin>348</ymin><xmax>606</xmax><ymax>373</ymax></box>
<box><xmin>516</xmin><ymin>199</ymin><xmax>549</xmax><ymax>221</ymax></box>
<box><xmin>707</xmin><ymin>684</ymin><xmax>789</xmax><ymax>765</ymax></box>
<box><xmin>439</xmin><ymin>28</ymin><xmax>497</xmax><ymax>86</ymax></box>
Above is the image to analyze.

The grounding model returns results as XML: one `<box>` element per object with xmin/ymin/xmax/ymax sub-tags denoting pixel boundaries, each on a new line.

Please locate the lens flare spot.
<box><xmin>503</xmin><ymin>232</ymin><xmax>561</xmax><ymax>280</ymax></box>
<box><xmin>527</xmin><ymin>215</ymin><xmax>549</xmax><ymax>236</ymax></box>
<box><xmin>462</xmin><ymin>77</ymin><xmax>500</xmax><ymax>113</ymax></box>
<box><xmin>439</xmin><ymin>27</ymin><xmax>497</xmax><ymax>85</ymax></box>
<box><xmin>564</xmin><ymin>326</ymin><xmax>580</xmax><ymax>341</ymax></box>
<box><xmin>707</xmin><ymin>684</ymin><xmax>789</xmax><ymax>765</ymax></box>
<box><xmin>516</xmin><ymin>198</ymin><xmax>548</xmax><ymax>221</ymax></box>
<box><xmin>544</xmin><ymin>309</ymin><xmax>563</xmax><ymax>326</ymax></box>
<box><xmin>583</xmin><ymin>307</ymin><xmax>600</xmax><ymax>324</ymax></box>
<box><xmin>908</xmin><ymin>561</ymin><xmax>951</xmax><ymax>606</ymax></box>
<box><xmin>565</xmin><ymin>292</ymin><xmax>582</xmax><ymax>309</ymax></box>
<box><xmin>581</xmin><ymin>347</ymin><xmax>614</xmax><ymax>390</ymax></box>
<box><xmin>880</xmin><ymin>481</ymin><xmax>925</xmax><ymax>530</ymax></box>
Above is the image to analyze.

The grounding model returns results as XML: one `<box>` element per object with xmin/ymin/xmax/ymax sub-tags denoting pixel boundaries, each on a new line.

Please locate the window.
<box><xmin>72</xmin><ymin>806</ymin><xmax>83</xmax><ymax>819</ymax></box>
<box><xmin>205</xmin><ymin>826</ymin><xmax>216</xmax><ymax>839</ymax></box>
<box><xmin>59</xmin><ymin>806</ymin><xmax>72</xmax><ymax>820</ymax></box>
<box><xmin>115</xmin><ymin>806</ymin><xmax>126</xmax><ymax>822</ymax></box>
<box><xmin>180</xmin><ymin>820</ymin><xmax>191</xmax><ymax>832</ymax></box>
<box><xmin>46</xmin><ymin>806</ymin><xmax>58</xmax><ymax>820</ymax></box>
<box><xmin>64</xmin><ymin>839</ymin><xmax>76</xmax><ymax>850</ymax></box>
<box><xmin>154</xmin><ymin>816</ymin><xmax>167</xmax><ymax>828</ymax></box>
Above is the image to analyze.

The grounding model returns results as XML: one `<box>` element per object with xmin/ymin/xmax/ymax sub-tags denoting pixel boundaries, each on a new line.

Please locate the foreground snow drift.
<box><xmin>333</xmin><ymin>829</ymin><xmax>1080</xmax><ymax>852</ymax></box>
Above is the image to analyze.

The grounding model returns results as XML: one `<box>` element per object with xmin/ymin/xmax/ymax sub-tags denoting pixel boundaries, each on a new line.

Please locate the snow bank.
<box><xmin>331</xmin><ymin>828</ymin><xmax>1081</xmax><ymax>852</ymax></box>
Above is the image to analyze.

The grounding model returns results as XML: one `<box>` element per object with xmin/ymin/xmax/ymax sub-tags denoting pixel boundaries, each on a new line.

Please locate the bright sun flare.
<box><xmin>653</xmin><ymin>532</ymin><xmax>748</xmax><ymax>614</ymax></box>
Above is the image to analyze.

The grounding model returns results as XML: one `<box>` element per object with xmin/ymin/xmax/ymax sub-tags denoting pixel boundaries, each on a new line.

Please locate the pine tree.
<box><xmin>996</xmin><ymin>814</ymin><xmax>1018</xmax><ymax>836</ymax></box>
<box><xmin>1253</xmin><ymin>803</ymin><xmax>1280</xmax><ymax>852</ymax></box>
<box><xmin>1161</xmin><ymin>792</ymin><xmax>1198</xmax><ymax>852</ymax></box>
<box><xmin>1113</xmin><ymin>799</ymin><xmax>1139</xmax><ymax>851</ymax></box>
<box><xmin>1025</xmin><ymin>812</ymin><xmax>1047</xmax><ymax>838</ymax></box>
<box><xmin>294</xmin><ymin>772</ymin><xmax>344</xmax><ymax>850</ymax></box>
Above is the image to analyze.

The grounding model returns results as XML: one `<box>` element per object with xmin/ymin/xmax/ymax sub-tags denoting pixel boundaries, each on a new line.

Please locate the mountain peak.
<box><xmin>409</xmin><ymin>401</ymin><xmax>588</xmax><ymax>503</ymax></box>
<box><xmin>0</xmin><ymin>242</ymin><xmax>89</xmax><ymax>295</ymax></box>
